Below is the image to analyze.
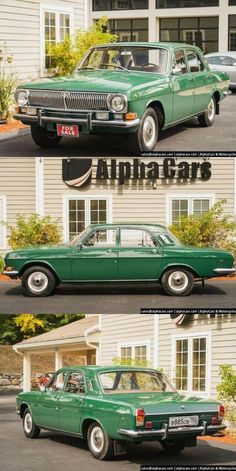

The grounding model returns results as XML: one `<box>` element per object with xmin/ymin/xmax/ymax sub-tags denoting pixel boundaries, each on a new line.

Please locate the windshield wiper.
<box><xmin>77</xmin><ymin>67</ymin><xmax>102</xmax><ymax>72</ymax></box>
<box><xmin>102</xmin><ymin>63</ymin><xmax>130</xmax><ymax>73</ymax></box>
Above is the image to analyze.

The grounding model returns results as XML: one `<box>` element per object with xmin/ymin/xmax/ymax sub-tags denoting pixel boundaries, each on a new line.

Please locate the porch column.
<box><xmin>23</xmin><ymin>353</ymin><xmax>31</xmax><ymax>392</ymax></box>
<box><xmin>55</xmin><ymin>349</ymin><xmax>63</xmax><ymax>370</ymax></box>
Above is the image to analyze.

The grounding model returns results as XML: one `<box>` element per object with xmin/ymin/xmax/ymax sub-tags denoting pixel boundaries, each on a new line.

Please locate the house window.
<box><xmin>0</xmin><ymin>197</ymin><xmax>6</xmax><ymax>249</ymax></box>
<box><xmin>93</xmin><ymin>0</ymin><xmax>148</xmax><ymax>9</ymax></box>
<box><xmin>173</xmin><ymin>334</ymin><xmax>210</xmax><ymax>395</ymax></box>
<box><xmin>108</xmin><ymin>19</ymin><xmax>148</xmax><ymax>41</ymax></box>
<box><xmin>64</xmin><ymin>196</ymin><xmax>112</xmax><ymax>241</ymax></box>
<box><xmin>229</xmin><ymin>0</ymin><xmax>236</xmax><ymax>5</ymax></box>
<box><xmin>42</xmin><ymin>6</ymin><xmax>72</xmax><ymax>70</ymax></box>
<box><xmin>229</xmin><ymin>16</ymin><xmax>236</xmax><ymax>50</ymax></box>
<box><xmin>160</xmin><ymin>17</ymin><xmax>218</xmax><ymax>53</ymax></box>
<box><xmin>168</xmin><ymin>195</ymin><xmax>213</xmax><ymax>224</ymax></box>
<box><xmin>120</xmin><ymin>344</ymin><xmax>148</xmax><ymax>365</ymax></box>
<box><xmin>156</xmin><ymin>0</ymin><xmax>218</xmax><ymax>7</ymax></box>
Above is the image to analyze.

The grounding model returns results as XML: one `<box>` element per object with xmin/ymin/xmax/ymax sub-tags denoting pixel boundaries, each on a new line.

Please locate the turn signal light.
<box><xmin>136</xmin><ymin>408</ymin><xmax>145</xmax><ymax>426</ymax></box>
<box><xmin>211</xmin><ymin>416</ymin><xmax>218</xmax><ymax>425</ymax></box>
<box><xmin>125</xmin><ymin>112</ymin><xmax>137</xmax><ymax>120</ymax></box>
<box><xmin>218</xmin><ymin>405</ymin><xmax>225</xmax><ymax>422</ymax></box>
<box><xmin>5</xmin><ymin>266</ymin><xmax>13</xmax><ymax>272</ymax></box>
<box><xmin>145</xmin><ymin>421</ymin><xmax>153</xmax><ymax>429</ymax></box>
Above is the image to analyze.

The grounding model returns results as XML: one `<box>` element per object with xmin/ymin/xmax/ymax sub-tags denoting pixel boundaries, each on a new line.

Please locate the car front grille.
<box><xmin>28</xmin><ymin>90</ymin><xmax>109</xmax><ymax>111</ymax></box>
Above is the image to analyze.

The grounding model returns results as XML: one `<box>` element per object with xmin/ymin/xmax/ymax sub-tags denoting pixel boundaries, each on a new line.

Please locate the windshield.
<box><xmin>77</xmin><ymin>46</ymin><xmax>169</xmax><ymax>74</ymax></box>
<box><xmin>99</xmin><ymin>370</ymin><xmax>176</xmax><ymax>394</ymax></box>
<box><xmin>69</xmin><ymin>227</ymin><xmax>91</xmax><ymax>247</ymax></box>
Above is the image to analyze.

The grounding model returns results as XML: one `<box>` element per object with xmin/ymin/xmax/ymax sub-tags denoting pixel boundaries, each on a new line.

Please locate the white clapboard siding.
<box><xmin>0</xmin><ymin>0</ymin><xmax>85</xmax><ymax>80</ymax></box>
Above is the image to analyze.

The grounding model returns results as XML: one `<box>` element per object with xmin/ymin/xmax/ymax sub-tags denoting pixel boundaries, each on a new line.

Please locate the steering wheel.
<box><xmin>141</xmin><ymin>63</ymin><xmax>157</xmax><ymax>70</ymax></box>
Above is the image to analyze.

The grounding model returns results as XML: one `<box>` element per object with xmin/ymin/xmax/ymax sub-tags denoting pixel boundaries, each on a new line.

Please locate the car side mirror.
<box><xmin>172</xmin><ymin>66</ymin><xmax>182</xmax><ymax>76</ymax></box>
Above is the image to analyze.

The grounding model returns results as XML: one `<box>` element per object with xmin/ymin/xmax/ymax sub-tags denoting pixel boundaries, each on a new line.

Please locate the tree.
<box><xmin>7</xmin><ymin>213</ymin><xmax>62</xmax><ymax>249</ymax></box>
<box><xmin>49</xmin><ymin>17</ymin><xmax>117</xmax><ymax>76</ymax></box>
<box><xmin>170</xmin><ymin>200</ymin><xmax>236</xmax><ymax>257</ymax></box>
<box><xmin>14</xmin><ymin>315</ymin><xmax>46</xmax><ymax>339</ymax></box>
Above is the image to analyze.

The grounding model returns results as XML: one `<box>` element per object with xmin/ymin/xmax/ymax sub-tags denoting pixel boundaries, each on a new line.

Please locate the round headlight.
<box><xmin>109</xmin><ymin>95</ymin><xmax>126</xmax><ymax>112</ymax></box>
<box><xmin>15</xmin><ymin>89</ymin><xmax>29</xmax><ymax>107</ymax></box>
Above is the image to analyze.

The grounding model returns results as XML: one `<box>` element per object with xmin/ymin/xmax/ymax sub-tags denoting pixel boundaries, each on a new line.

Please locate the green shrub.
<box><xmin>0</xmin><ymin>43</ymin><xmax>17</xmax><ymax>120</ymax></box>
<box><xmin>217</xmin><ymin>364</ymin><xmax>236</xmax><ymax>426</ymax></box>
<box><xmin>170</xmin><ymin>200</ymin><xmax>236</xmax><ymax>257</ymax></box>
<box><xmin>7</xmin><ymin>214</ymin><xmax>62</xmax><ymax>249</ymax></box>
<box><xmin>49</xmin><ymin>17</ymin><xmax>117</xmax><ymax>76</ymax></box>
<box><xmin>0</xmin><ymin>256</ymin><xmax>4</xmax><ymax>273</ymax></box>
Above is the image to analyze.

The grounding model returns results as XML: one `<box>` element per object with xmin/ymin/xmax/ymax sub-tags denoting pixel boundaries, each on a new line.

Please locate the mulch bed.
<box><xmin>199</xmin><ymin>434</ymin><xmax>236</xmax><ymax>446</ymax></box>
<box><xmin>0</xmin><ymin>118</ymin><xmax>28</xmax><ymax>134</ymax></box>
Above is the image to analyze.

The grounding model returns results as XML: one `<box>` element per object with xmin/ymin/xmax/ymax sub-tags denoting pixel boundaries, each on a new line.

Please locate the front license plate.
<box><xmin>56</xmin><ymin>124</ymin><xmax>79</xmax><ymax>137</ymax></box>
<box><xmin>169</xmin><ymin>416</ymin><xmax>199</xmax><ymax>428</ymax></box>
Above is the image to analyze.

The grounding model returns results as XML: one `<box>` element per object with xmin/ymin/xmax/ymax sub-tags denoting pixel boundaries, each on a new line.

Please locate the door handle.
<box><xmin>188</xmin><ymin>76</ymin><xmax>194</xmax><ymax>81</ymax></box>
<box><xmin>106</xmin><ymin>249</ymin><xmax>118</xmax><ymax>254</ymax></box>
<box><xmin>151</xmin><ymin>249</ymin><xmax>161</xmax><ymax>254</ymax></box>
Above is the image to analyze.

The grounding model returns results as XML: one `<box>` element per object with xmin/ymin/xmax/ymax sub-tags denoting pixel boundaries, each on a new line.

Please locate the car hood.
<box><xmin>18</xmin><ymin>70</ymin><xmax>167</xmax><ymax>95</ymax></box>
<box><xmin>104</xmin><ymin>392</ymin><xmax>218</xmax><ymax>415</ymax></box>
<box><xmin>5</xmin><ymin>244</ymin><xmax>72</xmax><ymax>258</ymax></box>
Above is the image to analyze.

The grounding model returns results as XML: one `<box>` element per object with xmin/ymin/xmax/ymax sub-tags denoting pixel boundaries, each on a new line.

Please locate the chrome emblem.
<box><xmin>181</xmin><ymin>405</ymin><xmax>185</xmax><ymax>409</ymax></box>
<box><xmin>62</xmin><ymin>92</ymin><xmax>70</xmax><ymax>109</ymax></box>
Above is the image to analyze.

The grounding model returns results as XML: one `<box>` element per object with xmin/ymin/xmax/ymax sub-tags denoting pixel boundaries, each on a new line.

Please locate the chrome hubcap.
<box><xmin>142</xmin><ymin>116</ymin><xmax>156</xmax><ymax>148</ymax></box>
<box><xmin>208</xmin><ymin>98</ymin><xmax>215</xmax><ymax>122</ymax></box>
<box><xmin>168</xmin><ymin>271</ymin><xmax>189</xmax><ymax>292</ymax></box>
<box><xmin>90</xmin><ymin>426</ymin><xmax>104</xmax><ymax>453</ymax></box>
<box><xmin>28</xmin><ymin>272</ymin><xmax>48</xmax><ymax>293</ymax></box>
<box><xmin>24</xmin><ymin>413</ymin><xmax>32</xmax><ymax>433</ymax></box>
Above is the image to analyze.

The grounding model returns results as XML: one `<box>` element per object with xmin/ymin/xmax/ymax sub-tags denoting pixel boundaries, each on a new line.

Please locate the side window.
<box><xmin>120</xmin><ymin>229</ymin><xmax>157</xmax><ymax>247</ymax></box>
<box><xmin>173</xmin><ymin>49</ymin><xmax>187</xmax><ymax>74</ymax></box>
<box><xmin>186</xmin><ymin>50</ymin><xmax>205</xmax><ymax>72</ymax></box>
<box><xmin>218</xmin><ymin>56</ymin><xmax>236</xmax><ymax>66</ymax></box>
<box><xmin>83</xmin><ymin>229</ymin><xmax>117</xmax><ymax>247</ymax></box>
<box><xmin>65</xmin><ymin>371</ymin><xmax>86</xmax><ymax>394</ymax></box>
<box><xmin>48</xmin><ymin>372</ymin><xmax>66</xmax><ymax>392</ymax></box>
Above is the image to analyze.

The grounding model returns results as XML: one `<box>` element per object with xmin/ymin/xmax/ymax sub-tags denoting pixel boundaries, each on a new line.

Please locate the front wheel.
<box><xmin>198</xmin><ymin>96</ymin><xmax>216</xmax><ymax>127</ymax></box>
<box><xmin>161</xmin><ymin>268</ymin><xmax>194</xmax><ymax>296</ymax></box>
<box><xmin>129</xmin><ymin>107</ymin><xmax>159</xmax><ymax>154</ymax></box>
<box><xmin>22</xmin><ymin>266</ymin><xmax>56</xmax><ymax>297</ymax></box>
<box><xmin>23</xmin><ymin>408</ymin><xmax>40</xmax><ymax>439</ymax></box>
<box><xmin>160</xmin><ymin>439</ymin><xmax>186</xmax><ymax>453</ymax></box>
<box><xmin>31</xmin><ymin>125</ymin><xmax>61</xmax><ymax>148</ymax></box>
<box><xmin>87</xmin><ymin>422</ymin><xmax>114</xmax><ymax>460</ymax></box>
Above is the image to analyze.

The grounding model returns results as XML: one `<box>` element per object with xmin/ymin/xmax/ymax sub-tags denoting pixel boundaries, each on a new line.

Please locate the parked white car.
<box><xmin>205</xmin><ymin>52</ymin><xmax>236</xmax><ymax>89</ymax></box>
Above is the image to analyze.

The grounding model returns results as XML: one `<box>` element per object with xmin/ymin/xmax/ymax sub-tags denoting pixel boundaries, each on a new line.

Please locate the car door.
<box><xmin>58</xmin><ymin>370</ymin><xmax>85</xmax><ymax>434</ymax></box>
<box><xmin>171</xmin><ymin>48</ymin><xmax>195</xmax><ymax>122</ymax></box>
<box><xmin>117</xmin><ymin>228</ymin><xmax>163</xmax><ymax>280</ymax></box>
<box><xmin>186</xmin><ymin>48</ymin><xmax>215</xmax><ymax>114</ymax></box>
<box><xmin>36</xmin><ymin>371</ymin><xmax>66</xmax><ymax>429</ymax></box>
<box><xmin>71</xmin><ymin>227</ymin><xmax>119</xmax><ymax>281</ymax></box>
<box><xmin>208</xmin><ymin>55</ymin><xmax>236</xmax><ymax>85</ymax></box>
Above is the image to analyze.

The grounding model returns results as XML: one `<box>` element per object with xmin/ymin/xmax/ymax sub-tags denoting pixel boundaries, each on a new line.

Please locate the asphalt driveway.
<box><xmin>0</xmin><ymin>279</ymin><xmax>235</xmax><ymax>314</ymax></box>
<box><xmin>0</xmin><ymin>391</ymin><xmax>235</xmax><ymax>471</ymax></box>
<box><xmin>0</xmin><ymin>93</ymin><xmax>235</xmax><ymax>156</ymax></box>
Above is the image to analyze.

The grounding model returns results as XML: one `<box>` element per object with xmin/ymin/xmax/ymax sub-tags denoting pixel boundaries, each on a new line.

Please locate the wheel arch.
<box><xmin>20</xmin><ymin>402</ymin><xmax>32</xmax><ymax>418</ymax></box>
<box><xmin>146</xmin><ymin>100</ymin><xmax>165</xmax><ymax>129</ymax></box>
<box><xmin>212</xmin><ymin>90</ymin><xmax>220</xmax><ymax>114</ymax></box>
<box><xmin>19</xmin><ymin>261</ymin><xmax>60</xmax><ymax>283</ymax></box>
<box><xmin>81</xmin><ymin>417</ymin><xmax>106</xmax><ymax>439</ymax></box>
<box><xmin>160</xmin><ymin>264</ymin><xmax>199</xmax><ymax>283</ymax></box>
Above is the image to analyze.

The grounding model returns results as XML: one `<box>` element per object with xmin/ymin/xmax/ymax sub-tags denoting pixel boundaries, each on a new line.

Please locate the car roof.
<box><xmin>88</xmin><ymin>223</ymin><xmax>167</xmax><ymax>230</ymax></box>
<box><xmin>59</xmin><ymin>365</ymin><xmax>160</xmax><ymax>374</ymax></box>
<box><xmin>92</xmin><ymin>42</ymin><xmax>199</xmax><ymax>50</ymax></box>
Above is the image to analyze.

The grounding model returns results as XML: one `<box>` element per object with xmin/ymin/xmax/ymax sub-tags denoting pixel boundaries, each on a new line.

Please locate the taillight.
<box><xmin>136</xmin><ymin>408</ymin><xmax>145</xmax><ymax>426</ymax></box>
<box><xmin>218</xmin><ymin>404</ymin><xmax>225</xmax><ymax>422</ymax></box>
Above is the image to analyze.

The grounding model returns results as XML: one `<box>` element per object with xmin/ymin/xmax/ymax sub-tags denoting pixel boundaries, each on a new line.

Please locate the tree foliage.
<box><xmin>49</xmin><ymin>17</ymin><xmax>117</xmax><ymax>76</ymax></box>
<box><xmin>217</xmin><ymin>364</ymin><xmax>236</xmax><ymax>402</ymax></box>
<box><xmin>0</xmin><ymin>314</ymin><xmax>84</xmax><ymax>344</ymax></box>
<box><xmin>170</xmin><ymin>200</ymin><xmax>236</xmax><ymax>257</ymax></box>
<box><xmin>7</xmin><ymin>213</ymin><xmax>62</xmax><ymax>249</ymax></box>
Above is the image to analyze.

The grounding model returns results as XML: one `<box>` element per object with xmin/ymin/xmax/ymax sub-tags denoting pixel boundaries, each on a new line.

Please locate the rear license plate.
<box><xmin>56</xmin><ymin>124</ymin><xmax>79</xmax><ymax>137</ymax></box>
<box><xmin>169</xmin><ymin>416</ymin><xmax>199</xmax><ymax>428</ymax></box>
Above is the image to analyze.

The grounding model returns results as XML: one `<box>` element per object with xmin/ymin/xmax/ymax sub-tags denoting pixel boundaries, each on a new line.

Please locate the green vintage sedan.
<box><xmin>4</xmin><ymin>223</ymin><xmax>235</xmax><ymax>297</ymax></box>
<box><xmin>13</xmin><ymin>42</ymin><xmax>230</xmax><ymax>153</ymax></box>
<box><xmin>16</xmin><ymin>366</ymin><xmax>226</xmax><ymax>460</ymax></box>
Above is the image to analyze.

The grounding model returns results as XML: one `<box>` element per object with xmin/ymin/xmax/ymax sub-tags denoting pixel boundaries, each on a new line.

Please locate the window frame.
<box><xmin>171</xmin><ymin>331</ymin><xmax>212</xmax><ymax>397</ymax></box>
<box><xmin>40</xmin><ymin>3</ymin><xmax>73</xmax><ymax>75</ymax></box>
<box><xmin>63</xmin><ymin>195</ymin><xmax>113</xmax><ymax>243</ymax></box>
<box><xmin>166</xmin><ymin>193</ymin><xmax>215</xmax><ymax>225</ymax></box>
<box><xmin>0</xmin><ymin>196</ymin><xmax>7</xmax><ymax>251</ymax></box>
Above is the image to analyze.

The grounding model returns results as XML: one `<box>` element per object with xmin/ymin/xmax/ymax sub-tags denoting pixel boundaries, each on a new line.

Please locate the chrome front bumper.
<box><xmin>2</xmin><ymin>270</ymin><xmax>19</xmax><ymax>278</ymax></box>
<box><xmin>223</xmin><ymin>90</ymin><xmax>232</xmax><ymax>96</ymax></box>
<box><xmin>13</xmin><ymin>110</ymin><xmax>141</xmax><ymax>131</ymax></box>
<box><xmin>118</xmin><ymin>423</ymin><xmax>226</xmax><ymax>440</ymax></box>
<box><xmin>213</xmin><ymin>268</ymin><xmax>236</xmax><ymax>275</ymax></box>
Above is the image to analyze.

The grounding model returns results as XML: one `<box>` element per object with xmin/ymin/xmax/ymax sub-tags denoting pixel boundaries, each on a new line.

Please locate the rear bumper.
<box><xmin>2</xmin><ymin>270</ymin><xmax>19</xmax><ymax>279</ymax></box>
<box><xmin>118</xmin><ymin>423</ymin><xmax>226</xmax><ymax>440</ymax></box>
<box><xmin>213</xmin><ymin>268</ymin><xmax>236</xmax><ymax>275</ymax></box>
<box><xmin>13</xmin><ymin>110</ymin><xmax>140</xmax><ymax>132</ymax></box>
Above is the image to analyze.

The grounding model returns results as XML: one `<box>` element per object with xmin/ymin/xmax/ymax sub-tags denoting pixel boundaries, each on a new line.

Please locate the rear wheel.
<box><xmin>87</xmin><ymin>422</ymin><xmax>114</xmax><ymax>460</ymax></box>
<box><xmin>22</xmin><ymin>266</ymin><xmax>56</xmax><ymax>297</ymax></box>
<box><xmin>129</xmin><ymin>107</ymin><xmax>159</xmax><ymax>154</ymax></box>
<box><xmin>23</xmin><ymin>408</ymin><xmax>40</xmax><ymax>439</ymax></box>
<box><xmin>31</xmin><ymin>125</ymin><xmax>61</xmax><ymax>148</ymax></box>
<box><xmin>161</xmin><ymin>268</ymin><xmax>194</xmax><ymax>296</ymax></box>
<box><xmin>160</xmin><ymin>439</ymin><xmax>186</xmax><ymax>453</ymax></box>
<box><xmin>198</xmin><ymin>96</ymin><xmax>216</xmax><ymax>127</ymax></box>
